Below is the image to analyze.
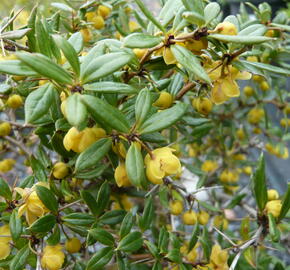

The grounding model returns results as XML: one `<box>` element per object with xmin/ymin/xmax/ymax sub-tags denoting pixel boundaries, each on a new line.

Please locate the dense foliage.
<box><xmin>0</xmin><ymin>0</ymin><xmax>289</xmax><ymax>269</ymax></box>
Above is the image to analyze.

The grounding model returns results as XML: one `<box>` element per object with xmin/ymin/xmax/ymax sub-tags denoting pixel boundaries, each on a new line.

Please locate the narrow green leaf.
<box><xmin>36</xmin><ymin>185</ymin><xmax>58</xmax><ymax>213</ymax></box>
<box><xmin>84</xmin><ymin>82</ymin><xmax>138</xmax><ymax>94</ymax></box>
<box><xmin>99</xmin><ymin>210</ymin><xmax>126</xmax><ymax>225</ymax></box>
<box><xmin>47</xmin><ymin>225</ymin><xmax>60</xmax><ymax>245</ymax></box>
<box><xmin>251</xmin><ymin>153</ymin><xmax>267</xmax><ymax>212</ymax></box>
<box><xmin>135</xmin><ymin>0</ymin><xmax>165</xmax><ymax>32</ymax></box>
<box><xmin>124</xmin><ymin>33</ymin><xmax>162</xmax><ymax>48</ymax></box>
<box><xmin>268</xmin><ymin>213</ymin><xmax>280</xmax><ymax>242</ymax></box>
<box><xmin>89</xmin><ymin>228</ymin><xmax>115</xmax><ymax>246</ymax></box>
<box><xmin>9</xmin><ymin>210</ymin><xmax>22</xmax><ymax>242</ymax></box>
<box><xmin>29</xmin><ymin>214</ymin><xmax>56</xmax><ymax>233</ymax></box>
<box><xmin>119</xmin><ymin>212</ymin><xmax>134</xmax><ymax>239</ymax></box>
<box><xmin>210</xmin><ymin>34</ymin><xmax>273</xmax><ymax>44</ymax></box>
<box><xmin>125</xmin><ymin>143</ymin><xmax>146</xmax><ymax>187</ymax></box>
<box><xmin>158</xmin><ymin>227</ymin><xmax>169</xmax><ymax>253</ymax></box>
<box><xmin>182</xmin><ymin>11</ymin><xmax>205</xmax><ymax>26</ymax></box>
<box><xmin>171</xmin><ymin>45</ymin><xmax>211</xmax><ymax>83</ymax></box>
<box><xmin>95</xmin><ymin>181</ymin><xmax>110</xmax><ymax>216</ymax></box>
<box><xmin>62</xmin><ymin>213</ymin><xmax>95</xmax><ymax>226</ymax></box>
<box><xmin>10</xmin><ymin>245</ymin><xmax>30</xmax><ymax>270</ymax></box>
<box><xmin>29</xmin><ymin>156</ymin><xmax>47</xmax><ymax>182</ymax></box>
<box><xmin>118</xmin><ymin>231</ymin><xmax>143</xmax><ymax>252</ymax></box>
<box><xmin>65</xmin><ymin>93</ymin><xmax>87</xmax><ymax>127</ymax></box>
<box><xmin>238</xmin><ymin>24</ymin><xmax>267</xmax><ymax>36</ymax></box>
<box><xmin>80</xmin><ymin>191</ymin><xmax>98</xmax><ymax>216</ymax></box>
<box><xmin>68</xmin><ymin>32</ymin><xmax>84</xmax><ymax>54</ymax></box>
<box><xmin>270</xmin><ymin>23</ymin><xmax>290</xmax><ymax>32</ymax></box>
<box><xmin>139</xmin><ymin>103</ymin><xmax>187</xmax><ymax>134</ymax></box>
<box><xmin>135</xmin><ymin>88</ymin><xmax>152</xmax><ymax>128</ymax></box>
<box><xmin>0</xmin><ymin>60</ymin><xmax>38</xmax><ymax>76</ymax></box>
<box><xmin>81</xmin><ymin>95</ymin><xmax>130</xmax><ymax>133</ymax></box>
<box><xmin>188</xmin><ymin>224</ymin><xmax>200</xmax><ymax>251</ymax></box>
<box><xmin>17</xmin><ymin>52</ymin><xmax>73</xmax><ymax>84</ymax></box>
<box><xmin>204</xmin><ymin>2</ymin><xmax>220</xmax><ymax>25</ymax></box>
<box><xmin>0</xmin><ymin>28</ymin><xmax>31</xmax><ymax>40</ymax></box>
<box><xmin>278</xmin><ymin>183</ymin><xmax>290</xmax><ymax>221</ymax></box>
<box><xmin>139</xmin><ymin>196</ymin><xmax>154</xmax><ymax>231</ymax></box>
<box><xmin>0</xmin><ymin>178</ymin><xmax>12</xmax><ymax>200</ymax></box>
<box><xmin>86</xmin><ymin>247</ymin><xmax>114</xmax><ymax>270</ymax></box>
<box><xmin>25</xmin><ymin>84</ymin><xmax>54</xmax><ymax>124</ymax></box>
<box><xmin>75</xmin><ymin>138</ymin><xmax>112</xmax><ymax>172</ymax></box>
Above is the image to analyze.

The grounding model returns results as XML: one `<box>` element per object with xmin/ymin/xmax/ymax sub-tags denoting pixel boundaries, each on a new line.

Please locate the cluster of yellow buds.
<box><xmin>213</xmin><ymin>215</ymin><xmax>229</xmax><ymax>230</ymax></box>
<box><xmin>265</xmin><ymin>189</ymin><xmax>282</xmax><ymax>217</ymax></box>
<box><xmin>247</xmin><ymin>107</ymin><xmax>265</xmax><ymax>125</ymax></box>
<box><xmin>63</xmin><ymin>127</ymin><xmax>106</xmax><ymax>153</ymax></box>
<box><xmin>220</xmin><ymin>169</ymin><xmax>239</xmax><ymax>183</ymax></box>
<box><xmin>111</xmin><ymin>194</ymin><xmax>133</xmax><ymax>211</ymax></box>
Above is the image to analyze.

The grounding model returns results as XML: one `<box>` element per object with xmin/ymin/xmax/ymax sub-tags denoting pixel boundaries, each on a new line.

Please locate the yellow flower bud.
<box><xmin>259</xmin><ymin>81</ymin><xmax>269</xmax><ymax>91</ymax></box>
<box><xmin>85</xmin><ymin>12</ymin><xmax>96</xmax><ymax>22</ymax></box>
<box><xmin>210</xmin><ymin>244</ymin><xmax>228</xmax><ymax>266</ymax></box>
<box><xmin>92</xmin><ymin>15</ymin><xmax>105</xmax><ymax>30</ymax></box>
<box><xmin>80</xmin><ymin>28</ymin><xmax>92</xmax><ymax>43</ymax></box>
<box><xmin>243</xmin><ymin>166</ymin><xmax>252</xmax><ymax>175</ymax></box>
<box><xmin>267</xmin><ymin>189</ymin><xmax>279</xmax><ymax>201</ymax></box>
<box><xmin>214</xmin><ymin>22</ymin><xmax>237</xmax><ymax>35</ymax></box>
<box><xmin>6</xmin><ymin>94</ymin><xmax>23</xmax><ymax>109</ymax></box>
<box><xmin>12</xmin><ymin>75</ymin><xmax>26</xmax><ymax>81</ymax></box>
<box><xmin>0</xmin><ymin>159</ymin><xmax>15</xmax><ymax>173</ymax></box>
<box><xmin>243</xmin><ymin>86</ymin><xmax>254</xmax><ymax>97</ymax></box>
<box><xmin>195</xmin><ymin>97</ymin><xmax>213</xmax><ymax>115</ymax></box>
<box><xmin>52</xmin><ymin>162</ymin><xmax>69</xmax><ymax>179</ymax></box>
<box><xmin>220</xmin><ymin>169</ymin><xmax>239</xmax><ymax>183</ymax></box>
<box><xmin>41</xmin><ymin>244</ymin><xmax>65</xmax><ymax>270</ymax></box>
<box><xmin>253</xmin><ymin>127</ymin><xmax>262</xmax><ymax>134</ymax></box>
<box><xmin>153</xmin><ymin>91</ymin><xmax>173</xmax><ymax>109</ymax></box>
<box><xmin>252</xmin><ymin>75</ymin><xmax>264</xmax><ymax>82</ymax></box>
<box><xmin>236</xmin><ymin>128</ymin><xmax>245</xmax><ymax>140</ymax></box>
<box><xmin>114</xmin><ymin>163</ymin><xmax>131</xmax><ymax>187</ymax></box>
<box><xmin>265</xmin><ymin>29</ymin><xmax>275</xmax><ymax>37</ymax></box>
<box><xmin>0</xmin><ymin>122</ymin><xmax>11</xmax><ymax>136</ymax></box>
<box><xmin>65</xmin><ymin>237</ymin><xmax>81</xmax><ymax>253</ymax></box>
<box><xmin>283</xmin><ymin>106</ymin><xmax>290</xmax><ymax>115</ymax></box>
<box><xmin>198</xmin><ymin>211</ymin><xmax>210</xmax><ymax>225</ymax></box>
<box><xmin>0</xmin><ymin>225</ymin><xmax>11</xmax><ymax>260</ymax></box>
<box><xmin>213</xmin><ymin>215</ymin><xmax>228</xmax><ymax>230</ymax></box>
<box><xmin>280</xmin><ymin>118</ymin><xmax>290</xmax><ymax>128</ymax></box>
<box><xmin>265</xmin><ymin>200</ymin><xmax>282</xmax><ymax>217</ymax></box>
<box><xmin>169</xmin><ymin>200</ymin><xmax>183</xmax><ymax>215</ymax></box>
<box><xmin>201</xmin><ymin>160</ymin><xmax>218</xmax><ymax>173</ymax></box>
<box><xmin>247</xmin><ymin>107</ymin><xmax>264</xmax><ymax>125</ymax></box>
<box><xmin>182</xmin><ymin>210</ymin><xmax>197</xmax><ymax>225</ymax></box>
<box><xmin>97</xmin><ymin>5</ymin><xmax>111</xmax><ymax>18</ymax></box>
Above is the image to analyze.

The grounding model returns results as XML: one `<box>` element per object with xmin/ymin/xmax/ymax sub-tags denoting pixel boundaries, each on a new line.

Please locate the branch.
<box><xmin>3</xmin><ymin>38</ymin><xmax>30</xmax><ymax>52</ymax></box>
<box><xmin>4</xmin><ymin>136</ymin><xmax>31</xmax><ymax>156</ymax></box>
<box><xmin>175</xmin><ymin>82</ymin><xmax>196</xmax><ymax>100</ymax></box>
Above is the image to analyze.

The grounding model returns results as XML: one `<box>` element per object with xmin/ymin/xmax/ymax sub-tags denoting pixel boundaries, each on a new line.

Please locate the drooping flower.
<box><xmin>41</xmin><ymin>244</ymin><xmax>65</xmax><ymax>270</ymax></box>
<box><xmin>114</xmin><ymin>163</ymin><xmax>131</xmax><ymax>187</ymax></box>
<box><xmin>209</xmin><ymin>244</ymin><xmax>229</xmax><ymax>270</ymax></box>
<box><xmin>0</xmin><ymin>225</ymin><xmax>11</xmax><ymax>260</ymax></box>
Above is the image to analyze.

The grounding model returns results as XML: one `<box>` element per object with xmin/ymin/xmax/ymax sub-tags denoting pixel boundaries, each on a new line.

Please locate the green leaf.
<box><xmin>53</xmin><ymin>34</ymin><xmax>80</xmax><ymax>76</ymax></box>
<box><xmin>86</xmin><ymin>247</ymin><xmax>114</xmax><ymax>270</ymax></box>
<box><xmin>35</xmin><ymin>18</ymin><xmax>53</xmax><ymax>58</ymax></box>
<box><xmin>251</xmin><ymin>153</ymin><xmax>267</xmax><ymax>212</ymax></box>
<box><xmin>204</xmin><ymin>2</ymin><xmax>220</xmax><ymax>25</ymax></box>
<box><xmin>95</xmin><ymin>181</ymin><xmax>110</xmax><ymax>216</ymax></box>
<box><xmin>118</xmin><ymin>231</ymin><xmax>143</xmax><ymax>252</ymax></box>
<box><xmin>84</xmin><ymin>82</ymin><xmax>138</xmax><ymax>94</ymax></box>
<box><xmin>158</xmin><ymin>227</ymin><xmax>169</xmax><ymax>253</ymax></box>
<box><xmin>144</xmin><ymin>240</ymin><xmax>159</xmax><ymax>257</ymax></box>
<box><xmin>75</xmin><ymin>138</ymin><xmax>112</xmax><ymax>172</ymax></box>
<box><xmin>171</xmin><ymin>45</ymin><xmax>211</xmax><ymax>83</ymax></box>
<box><xmin>198</xmin><ymin>201</ymin><xmax>220</xmax><ymax>212</ymax></box>
<box><xmin>119</xmin><ymin>212</ymin><xmax>134</xmax><ymax>239</ymax></box>
<box><xmin>135</xmin><ymin>0</ymin><xmax>165</xmax><ymax>32</ymax></box>
<box><xmin>125</xmin><ymin>143</ymin><xmax>146</xmax><ymax>187</ymax></box>
<box><xmin>46</xmin><ymin>225</ymin><xmax>60</xmax><ymax>245</ymax></box>
<box><xmin>62</xmin><ymin>213</ymin><xmax>95</xmax><ymax>226</ymax></box>
<box><xmin>226</xmin><ymin>193</ymin><xmax>246</xmax><ymax>209</ymax></box>
<box><xmin>135</xmin><ymin>88</ymin><xmax>152</xmax><ymax>128</ymax></box>
<box><xmin>9</xmin><ymin>210</ymin><xmax>22</xmax><ymax>242</ymax></box>
<box><xmin>139</xmin><ymin>196</ymin><xmax>154</xmax><ymax>231</ymax></box>
<box><xmin>124</xmin><ymin>33</ymin><xmax>162</xmax><ymax>48</ymax></box>
<box><xmin>25</xmin><ymin>84</ymin><xmax>54</xmax><ymax>124</ymax></box>
<box><xmin>270</xmin><ymin>23</ymin><xmax>290</xmax><ymax>32</ymax></box>
<box><xmin>182</xmin><ymin>11</ymin><xmax>205</xmax><ymax>26</ymax></box>
<box><xmin>36</xmin><ymin>185</ymin><xmax>58</xmax><ymax>213</ymax></box>
<box><xmin>99</xmin><ymin>210</ymin><xmax>126</xmax><ymax>225</ymax></box>
<box><xmin>68</xmin><ymin>32</ymin><xmax>84</xmax><ymax>54</ymax></box>
<box><xmin>80</xmin><ymin>191</ymin><xmax>98</xmax><ymax>216</ymax></box>
<box><xmin>0</xmin><ymin>28</ymin><xmax>31</xmax><ymax>40</ymax></box>
<box><xmin>238</xmin><ymin>24</ymin><xmax>267</xmax><ymax>36</ymax></box>
<box><xmin>65</xmin><ymin>93</ymin><xmax>87</xmax><ymax>128</ymax></box>
<box><xmin>16</xmin><ymin>52</ymin><xmax>73</xmax><ymax>84</ymax></box>
<box><xmin>81</xmin><ymin>95</ymin><xmax>130</xmax><ymax>133</ymax></box>
<box><xmin>188</xmin><ymin>224</ymin><xmax>200</xmax><ymax>251</ymax></box>
<box><xmin>209</xmin><ymin>34</ymin><xmax>273</xmax><ymax>44</ymax></box>
<box><xmin>89</xmin><ymin>228</ymin><xmax>115</xmax><ymax>246</ymax></box>
<box><xmin>139</xmin><ymin>103</ymin><xmax>187</xmax><ymax>134</ymax></box>
<box><xmin>29</xmin><ymin>214</ymin><xmax>56</xmax><ymax>233</ymax></box>
<box><xmin>51</xmin><ymin>2</ymin><xmax>74</xmax><ymax>12</ymax></box>
<box><xmin>278</xmin><ymin>183</ymin><xmax>290</xmax><ymax>221</ymax></box>
<box><xmin>81</xmin><ymin>52</ymin><xmax>133</xmax><ymax>83</ymax></box>
<box><xmin>29</xmin><ymin>156</ymin><xmax>47</xmax><ymax>182</ymax></box>
<box><xmin>26</xmin><ymin>5</ymin><xmax>37</xmax><ymax>52</ymax></box>
<box><xmin>0</xmin><ymin>178</ymin><xmax>12</xmax><ymax>200</ymax></box>
<box><xmin>0</xmin><ymin>60</ymin><xmax>38</xmax><ymax>76</ymax></box>
<box><xmin>9</xmin><ymin>245</ymin><xmax>30</xmax><ymax>270</ymax></box>
<box><xmin>268</xmin><ymin>213</ymin><xmax>280</xmax><ymax>242</ymax></box>
<box><xmin>74</xmin><ymin>164</ymin><xmax>108</xmax><ymax>179</ymax></box>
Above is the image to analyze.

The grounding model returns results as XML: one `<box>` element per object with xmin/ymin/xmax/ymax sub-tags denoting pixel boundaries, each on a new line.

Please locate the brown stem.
<box><xmin>139</xmin><ymin>43</ymin><xmax>164</xmax><ymax>67</ymax></box>
<box><xmin>3</xmin><ymin>39</ymin><xmax>30</xmax><ymax>52</ymax></box>
<box><xmin>175</xmin><ymin>82</ymin><xmax>196</xmax><ymax>100</ymax></box>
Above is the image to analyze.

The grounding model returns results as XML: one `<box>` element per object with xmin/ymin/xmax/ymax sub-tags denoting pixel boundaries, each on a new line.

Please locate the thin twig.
<box><xmin>213</xmin><ymin>226</ymin><xmax>237</xmax><ymax>246</ymax></box>
<box><xmin>175</xmin><ymin>82</ymin><xmax>196</xmax><ymax>100</ymax></box>
<box><xmin>58</xmin><ymin>199</ymin><xmax>82</xmax><ymax>211</ymax></box>
<box><xmin>3</xmin><ymin>38</ymin><xmax>30</xmax><ymax>52</ymax></box>
<box><xmin>4</xmin><ymin>135</ymin><xmax>31</xmax><ymax>156</ymax></box>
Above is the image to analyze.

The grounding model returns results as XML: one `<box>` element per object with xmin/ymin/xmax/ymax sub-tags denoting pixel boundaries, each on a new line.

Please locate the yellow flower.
<box><xmin>243</xmin><ymin>166</ymin><xmax>252</xmax><ymax>175</ymax></box>
<box><xmin>265</xmin><ymin>200</ymin><xmax>282</xmax><ymax>217</ymax></box>
<box><xmin>41</xmin><ymin>244</ymin><xmax>65</xmax><ymax>270</ymax></box>
<box><xmin>52</xmin><ymin>162</ymin><xmax>69</xmax><ymax>179</ymax></box>
<box><xmin>280</xmin><ymin>118</ymin><xmax>290</xmax><ymax>128</ymax></box>
<box><xmin>213</xmin><ymin>215</ymin><xmax>228</xmax><ymax>230</ymax></box>
<box><xmin>243</xmin><ymin>86</ymin><xmax>254</xmax><ymax>97</ymax></box>
<box><xmin>169</xmin><ymin>200</ymin><xmax>183</xmax><ymax>215</ymax></box>
<box><xmin>0</xmin><ymin>122</ymin><xmax>11</xmax><ymax>136</ymax></box>
<box><xmin>182</xmin><ymin>210</ymin><xmax>197</xmax><ymax>225</ymax></box>
<box><xmin>16</xmin><ymin>183</ymin><xmax>49</xmax><ymax>225</ymax></box>
<box><xmin>144</xmin><ymin>147</ymin><xmax>181</xmax><ymax>184</ymax></box>
<box><xmin>210</xmin><ymin>244</ymin><xmax>229</xmax><ymax>270</ymax></box>
<box><xmin>63</xmin><ymin>127</ymin><xmax>106</xmax><ymax>153</ymax></box>
<box><xmin>195</xmin><ymin>97</ymin><xmax>213</xmax><ymax>115</ymax></box>
<box><xmin>6</xmin><ymin>94</ymin><xmax>23</xmax><ymax>109</ymax></box>
<box><xmin>214</xmin><ymin>22</ymin><xmax>237</xmax><ymax>35</ymax></box>
<box><xmin>0</xmin><ymin>225</ymin><xmax>11</xmax><ymax>260</ymax></box>
<box><xmin>92</xmin><ymin>15</ymin><xmax>105</xmax><ymax>30</ymax></box>
<box><xmin>247</xmin><ymin>108</ymin><xmax>264</xmax><ymax>124</ymax></box>
<box><xmin>65</xmin><ymin>237</ymin><xmax>81</xmax><ymax>253</ymax></box>
<box><xmin>97</xmin><ymin>5</ymin><xmax>111</xmax><ymax>18</ymax></box>
<box><xmin>220</xmin><ymin>169</ymin><xmax>239</xmax><ymax>183</ymax></box>
<box><xmin>0</xmin><ymin>159</ymin><xmax>15</xmax><ymax>173</ymax></box>
<box><xmin>114</xmin><ymin>163</ymin><xmax>131</xmax><ymax>187</ymax></box>
<box><xmin>112</xmin><ymin>141</ymin><xmax>127</xmax><ymax>158</ymax></box>
<box><xmin>198</xmin><ymin>211</ymin><xmax>210</xmax><ymax>225</ymax></box>
<box><xmin>267</xmin><ymin>189</ymin><xmax>279</xmax><ymax>201</ymax></box>
<box><xmin>201</xmin><ymin>160</ymin><xmax>218</xmax><ymax>173</ymax></box>
<box><xmin>153</xmin><ymin>91</ymin><xmax>173</xmax><ymax>109</ymax></box>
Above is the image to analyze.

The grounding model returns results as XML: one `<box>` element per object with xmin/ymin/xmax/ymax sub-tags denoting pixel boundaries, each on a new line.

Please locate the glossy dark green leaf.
<box><xmin>124</xmin><ymin>33</ymin><xmax>162</xmax><ymax>48</ymax></box>
<box><xmin>36</xmin><ymin>185</ymin><xmax>58</xmax><ymax>213</ymax></box>
<box><xmin>9</xmin><ymin>210</ymin><xmax>22</xmax><ymax>242</ymax></box>
<box><xmin>62</xmin><ymin>213</ymin><xmax>95</xmax><ymax>226</ymax></box>
<box><xmin>29</xmin><ymin>214</ymin><xmax>56</xmax><ymax>233</ymax></box>
<box><xmin>139</xmin><ymin>103</ymin><xmax>187</xmax><ymax>134</ymax></box>
<box><xmin>46</xmin><ymin>225</ymin><xmax>60</xmax><ymax>245</ymax></box>
<box><xmin>10</xmin><ymin>245</ymin><xmax>30</xmax><ymax>270</ymax></box>
<box><xmin>75</xmin><ymin>138</ymin><xmax>112</xmax><ymax>172</ymax></box>
<box><xmin>95</xmin><ymin>181</ymin><xmax>110</xmax><ymax>216</ymax></box>
<box><xmin>139</xmin><ymin>196</ymin><xmax>154</xmax><ymax>231</ymax></box>
<box><xmin>188</xmin><ymin>224</ymin><xmax>200</xmax><ymax>251</ymax></box>
<box><xmin>99</xmin><ymin>210</ymin><xmax>126</xmax><ymax>225</ymax></box>
<box><xmin>81</xmin><ymin>95</ymin><xmax>130</xmax><ymax>133</ymax></box>
<box><xmin>74</xmin><ymin>164</ymin><xmax>108</xmax><ymax>179</ymax></box>
<box><xmin>171</xmin><ymin>45</ymin><xmax>210</xmax><ymax>83</ymax></box>
<box><xmin>135</xmin><ymin>88</ymin><xmax>152</xmax><ymax>128</ymax></box>
<box><xmin>86</xmin><ymin>247</ymin><xmax>114</xmax><ymax>270</ymax></box>
<box><xmin>125</xmin><ymin>143</ymin><xmax>146</xmax><ymax>187</ymax></box>
<box><xmin>80</xmin><ymin>190</ymin><xmax>98</xmax><ymax>216</ymax></box>
<box><xmin>29</xmin><ymin>156</ymin><xmax>47</xmax><ymax>182</ymax></box>
<box><xmin>119</xmin><ymin>212</ymin><xmax>134</xmax><ymax>239</ymax></box>
<box><xmin>144</xmin><ymin>240</ymin><xmax>158</xmax><ymax>257</ymax></box>
<box><xmin>251</xmin><ymin>153</ymin><xmax>267</xmax><ymax>212</ymax></box>
<box><xmin>25</xmin><ymin>84</ymin><xmax>54</xmax><ymax>124</ymax></box>
<box><xmin>210</xmin><ymin>34</ymin><xmax>273</xmax><ymax>44</ymax></box>
<box><xmin>17</xmin><ymin>52</ymin><xmax>73</xmax><ymax>84</ymax></box>
<box><xmin>118</xmin><ymin>231</ymin><xmax>143</xmax><ymax>252</ymax></box>
<box><xmin>0</xmin><ymin>178</ymin><xmax>12</xmax><ymax>200</ymax></box>
<box><xmin>89</xmin><ymin>228</ymin><xmax>115</xmax><ymax>246</ymax></box>
<box><xmin>279</xmin><ymin>183</ymin><xmax>290</xmax><ymax>221</ymax></box>
<box><xmin>84</xmin><ymin>82</ymin><xmax>138</xmax><ymax>94</ymax></box>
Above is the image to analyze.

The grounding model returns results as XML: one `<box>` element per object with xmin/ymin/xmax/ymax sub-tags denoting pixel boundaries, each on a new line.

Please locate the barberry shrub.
<box><xmin>0</xmin><ymin>1</ymin><xmax>289</xmax><ymax>270</ymax></box>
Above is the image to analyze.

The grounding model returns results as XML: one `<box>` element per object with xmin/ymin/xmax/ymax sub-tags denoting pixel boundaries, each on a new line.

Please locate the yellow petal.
<box><xmin>14</xmin><ymin>187</ymin><xmax>26</xmax><ymax>198</ymax></box>
<box><xmin>26</xmin><ymin>211</ymin><xmax>38</xmax><ymax>225</ymax></box>
<box><xmin>160</xmin><ymin>154</ymin><xmax>181</xmax><ymax>175</ymax></box>
<box><xmin>146</xmin><ymin>160</ymin><xmax>165</xmax><ymax>184</ymax></box>
<box><xmin>0</xmin><ymin>242</ymin><xmax>11</xmax><ymax>260</ymax></box>
<box><xmin>222</xmin><ymin>77</ymin><xmax>240</xmax><ymax>97</ymax></box>
<box><xmin>18</xmin><ymin>204</ymin><xmax>27</xmax><ymax>218</ymax></box>
<box><xmin>163</xmin><ymin>47</ymin><xmax>176</xmax><ymax>65</ymax></box>
<box><xmin>211</xmin><ymin>80</ymin><xmax>228</xmax><ymax>105</ymax></box>
<box><xmin>235</xmin><ymin>70</ymin><xmax>252</xmax><ymax>80</ymax></box>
